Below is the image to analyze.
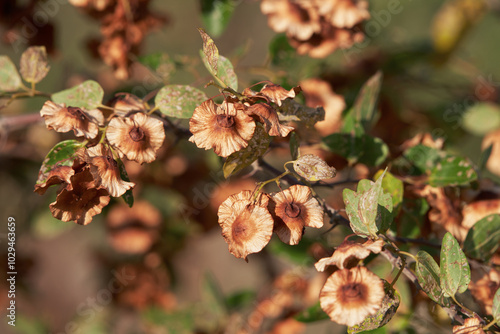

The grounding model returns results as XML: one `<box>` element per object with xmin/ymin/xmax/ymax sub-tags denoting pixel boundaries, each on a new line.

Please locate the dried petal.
<box><xmin>245</xmin><ymin>103</ymin><xmax>294</xmax><ymax>137</ymax></box>
<box><xmin>315</xmin><ymin>238</ymin><xmax>384</xmax><ymax>271</ymax></box>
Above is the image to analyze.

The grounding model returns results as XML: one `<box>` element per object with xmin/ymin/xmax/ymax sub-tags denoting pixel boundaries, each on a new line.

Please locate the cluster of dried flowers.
<box><xmin>35</xmin><ymin>100</ymin><xmax>165</xmax><ymax>225</ymax></box>
<box><xmin>315</xmin><ymin>237</ymin><xmax>386</xmax><ymax>327</ymax></box>
<box><xmin>189</xmin><ymin>82</ymin><xmax>299</xmax><ymax>157</ymax></box>
<box><xmin>218</xmin><ymin>185</ymin><xmax>324</xmax><ymax>260</ymax></box>
<box><xmin>69</xmin><ymin>0</ymin><xmax>167</xmax><ymax>79</ymax></box>
<box><xmin>260</xmin><ymin>0</ymin><xmax>370</xmax><ymax>58</ymax></box>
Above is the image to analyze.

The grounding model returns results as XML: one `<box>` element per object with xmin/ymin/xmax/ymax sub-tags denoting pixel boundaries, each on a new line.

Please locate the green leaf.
<box><xmin>294</xmin><ymin>302</ymin><xmax>329</xmax><ymax>323</ymax></box>
<box><xmin>117</xmin><ymin>157</ymin><xmax>134</xmax><ymax>207</ymax></box>
<box><xmin>36</xmin><ymin>140</ymin><xmax>82</xmax><ymax>185</ymax></box>
<box><xmin>374</xmin><ymin>169</ymin><xmax>403</xmax><ymax>216</ymax></box>
<box><xmin>348</xmin><ymin>280</ymin><xmax>400</xmax><ymax>333</ymax></box>
<box><xmin>462</xmin><ymin>102</ymin><xmax>500</xmax><ymax>136</ymax></box>
<box><xmin>200</xmin><ymin>51</ymin><xmax>238</xmax><ymax>90</ymax></box>
<box><xmin>398</xmin><ymin>198</ymin><xmax>428</xmax><ymax>238</ymax></box>
<box><xmin>0</xmin><ymin>55</ymin><xmax>23</xmax><ymax>92</ymax></box>
<box><xmin>289</xmin><ymin>131</ymin><xmax>300</xmax><ymax>160</ymax></box>
<box><xmin>429</xmin><ymin>156</ymin><xmax>477</xmax><ymax>187</ymax></box>
<box><xmin>463</xmin><ymin>214</ymin><xmax>500</xmax><ymax>261</ymax></box>
<box><xmin>323</xmin><ymin>133</ymin><xmax>388</xmax><ymax>166</ymax></box>
<box><xmin>278</xmin><ymin>99</ymin><xmax>325</xmax><ymax>127</ymax></box>
<box><xmin>440</xmin><ymin>232</ymin><xmax>471</xmax><ymax>297</ymax></box>
<box><xmin>52</xmin><ymin>80</ymin><xmax>104</xmax><ymax>109</ymax></box>
<box><xmin>225</xmin><ymin>290</ymin><xmax>256</xmax><ymax>310</ymax></box>
<box><xmin>402</xmin><ymin>144</ymin><xmax>443</xmax><ymax>175</ymax></box>
<box><xmin>138</xmin><ymin>52</ymin><xmax>175</xmax><ymax>82</ymax></box>
<box><xmin>200</xmin><ymin>0</ymin><xmax>237</xmax><ymax>38</ymax></box>
<box><xmin>293</xmin><ymin>154</ymin><xmax>336</xmax><ymax>181</ymax></box>
<box><xmin>343</xmin><ymin>169</ymin><xmax>393</xmax><ymax>238</ymax></box>
<box><xmin>155</xmin><ymin>84</ymin><xmax>208</xmax><ymax>119</ymax></box>
<box><xmin>19</xmin><ymin>46</ymin><xmax>50</xmax><ymax>84</ymax></box>
<box><xmin>415</xmin><ymin>250</ymin><xmax>450</xmax><ymax>306</ymax></box>
<box><xmin>223</xmin><ymin>125</ymin><xmax>270</xmax><ymax>178</ymax></box>
<box><xmin>493</xmin><ymin>287</ymin><xmax>500</xmax><ymax>324</ymax></box>
<box><xmin>345</xmin><ymin>71</ymin><xmax>383</xmax><ymax>132</ymax></box>
<box><xmin>198</xmin><ymin>28</ymin><xmax>219</xmax><ymax>76</ymax></box>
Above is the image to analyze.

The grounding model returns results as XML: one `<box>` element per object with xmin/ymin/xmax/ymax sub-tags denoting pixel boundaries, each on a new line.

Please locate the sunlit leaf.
<box><xmin>348</xmin><ymin>280</ymin><xmax>400</xmax><ymax>333</ymax></box>
<box><xmin>440</xmin><ymin>232</ymin><xmax>471</xmax><ymax>297</ymax></box>
<box><xmin>402</xmin><ymin>144</ymin><xmax>443</xmax><ymax>175</ymax></box>
<box><xmin>429</xmin><ymin>156</ymin><xmax>477</xmax><ymax>187</ymax></box>
<box><xmin>155</xmin><ymin>84</ymin><xmax>208</xmax><ymax>119</ymax></box>
<box><xmin>200</xmin><ymin>0</ymin><xmax>237</xmax><ymax>38</ymax></box>
<box><xmin>463</xmin><ymin>214</ymin><xmax>500</xmax><ymax>261</ymax></box>
<box><xmin>0</xmin><ymin>55</ymin><xmax>23</xmax><ymax>92</ymax></box>
<box><xmin>20</xmin><ymin>46</ymin><xmax>50</xmax><ymax>84</ymax></box>
<box><xmin>374</xmin><ymin>169</ymin><xmax>403</xmax><ymax>216</ymax></box>
<box><xmin>415</xmin><ymin>250</ymin><xmax>450</xmax><ymax>306</ymax></box>
<box><xmin>223</xmin><ymin>125</ymin><xmax>270</xmax><ymax>178</ymax></box>
<box><xmin>293</xmin><ymin>154</ymin><xmax>336</xmax><ymax>181</ymax></box>
<box><xmin>52</xmin><ymin>80</ymin><xmax>104</xmax><ymax>110</ymax></box>
<box><xmin>493</xmin><ymin>287</ymin><xmax>500</xmax><ymax>324</ymax></box>
<box><xmin>198</xmin><ymin>28</ymin><xmax>219</xmax><ymax>76</ymax></box>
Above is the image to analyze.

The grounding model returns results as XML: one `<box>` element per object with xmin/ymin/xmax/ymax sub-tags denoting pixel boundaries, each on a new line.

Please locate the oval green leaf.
<box><xmin>223</xmin><ymin>125</ymin><xmax>270</xmax><ymax>178</ymax></box>
<box><xmin>52</xmin><ymin>80</ymin><xmax>104</xmax><ymax>110</ymax></box>
<box><xmin>374</xmin><ymin>169</ymin><xmax>403</xmax><ymax>216</ymax></box>
<box><xmin>463</xmin><ymin>214</ymin><xmax>500</xmax><ymax>261</ymax></box>
<box><xmin>0</xmin><ymin>55</ymin><xmax>23</xmax><ymax>92</ymax></box>
<box><xmin>440</xmin><ymin>232</ymin><xmax>471</xmax><ymax>297</ymax></box>
<box><xmin>415</xmin><ymin>250</ymin><xmax>450</xmax><ymax>306</ymax></box>
<box><xmin>20</xmin><ymin>46</ymin><xmax>50</xmax><ymax>84</ymax></box>
<box><xmin>429</xmin><ymin>156</ymin><xmax>477</xmax><ymax>187</ymax></box>
<box><xmin>323</xmin><ymin>133</ymin><xmax>388</xmax><ymax>166</ymax></box>
<box><xmin>155</xmin><ymin>85</ymin><xmax>208</xmax><ymax>119</ymax></box>
<box><xmin>36</xmin><ymin>140</ymin><xmax>82</xmax><ymax>186</ymax></box>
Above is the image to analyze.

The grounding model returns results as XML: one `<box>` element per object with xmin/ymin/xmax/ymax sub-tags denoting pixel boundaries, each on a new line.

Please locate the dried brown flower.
<box><xmin>452</xmin><ymin>317</ymin><xmax>485</xmax><ymax>334</ymax></box>
<box><xmin>272</xmin><ymin>185</ymin><xmax>324</xmax><ymax>245</ymax></box>
<box><xmin>40</xmin><ymin>101</ymin><xmax>103</xmax><ymax>139</ymax></box>
<box><xmin>320</xmin><ymin>266</ymin><xmax>385</xmax><ymax>327</ymax></box>
<box><xmin>315</xmin><ymin>238</ymin><xmax>384</xmax><ymax>271</ymax></box>
<box><xmin>49</xmin><ymin>167</ymin><xmax>110</xmax><ymax>225</ymax></box>
<box><xmin>106</xmin><ymin>113</ymin><xmax>165</xmax><ymax>164</ymax></box>
<box><xmin>245</xmin><ymin>103</ymin><xmax>294</xmax><ymax>137</ymax></box>
<box><xmin>189</xmin><ymin>99</ymin><xmax>256</xmax><ymax>157</ymax></box>
<box><xmin>218</xmin><ymin>190</ymin><xmax>274</xmax><ymax>260</ymax></box>
<box><xmin>110</xmin><ymin>92</ymin><xmax>147</xmax><ymax>115</ymax></box>
<box><xmin>315</xmin><ymin>0</ymin><xmax>370</xmax><ymax>28</ymax></box>
<box><xmin>84</xmin><ymin>144</ymin><xmax>135</xmax><ymax>197</ymax></box>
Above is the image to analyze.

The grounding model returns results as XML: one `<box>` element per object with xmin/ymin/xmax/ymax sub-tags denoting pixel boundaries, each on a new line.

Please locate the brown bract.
<box><xmin>84</xmin><ymin>144</ymin><xmax>135</xmax><ymax>197</ymax></box>
<box><xmin>260</xmin><ymin>84</ymin><xmax>301</xmax><ymax>107</ymax></box>
<box><xmin>189</xmin><ymin>99</ymin><xmax>256</xmax><ymax>157</ymax></box>
<box><xmin>301</xmin><ymin>78</ymin><xmax>346</xmax><ymax>136</ymax></box>
<box><xmin>319</xmin><ymin>266</ymin><xmax>385</xmax><ymax>327</ymax></box>
<box><xmin>218</xmin><ymin>190</ymin><xmax>274</xmax><ymax>260</ymax></box>
<box><xmin>452</xmin><ymin>317</ymin><xmax>485</xmax><ymax>334</ymax></box>
<box><xmin>315</xmin><ymin>238</ymin><xmax>384</xmax><ymax>271</ymax></box>
<box><xmin>49</xmin><ymin>167</ymin><xmax>110</xmax><ymax>225</ymax></box>
<box><xmin>110</xmin><ymin>92</ymin><xmax>147</xmax><ymax>115</ymax></box>
<box><xmin>272</xmin><ymin>185</ymin><xmax>324</xmax><ymax>245</ymax></box>
<box><xmin>34</xmin><ymin>165</ymin><xmax>74</xmax><ymax>195</ymax></box>
<box><xmin>245</xmin><ymin>103</ymin><xmax>294</xmax><ymax>137</ymax></box>
<box><xmin>106</xmin><ymin>113</ymin><xmax>165</xmax><ymax>164</ymax></box>
<box><xmin>40</xmin><ymin>101</ymin><xmax>104</xmax><ymax>139</ymax></box>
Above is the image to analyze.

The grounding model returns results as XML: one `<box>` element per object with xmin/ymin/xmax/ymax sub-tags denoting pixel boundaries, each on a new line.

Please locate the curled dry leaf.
<box><xmin>245</xmin><ymin>103</ymin><xmax>294</xmax><ymax>137</ymax></box>
<box><xmin>315</xmin><ymin>238</ymin><xmax>384</xmax><ymax>271</ymax></box>
<box><xmin>293</xmin><ymin>154</ymin><xmax>336</xmax><ymax>181</ymax></box>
